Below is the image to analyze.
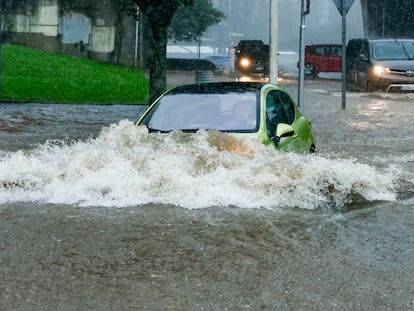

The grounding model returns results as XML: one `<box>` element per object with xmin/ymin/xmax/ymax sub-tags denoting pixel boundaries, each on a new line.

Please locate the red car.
<box><xmin>302</xmin><ymin>44</ymin><xmax>342</xmax><ymax>76</ymax></box>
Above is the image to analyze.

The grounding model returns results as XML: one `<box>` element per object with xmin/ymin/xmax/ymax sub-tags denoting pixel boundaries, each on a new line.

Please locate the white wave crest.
<box><xmin>0</xmin><ymin>120</ymin><xmax>401</xmax><ymax>209</ymax></box>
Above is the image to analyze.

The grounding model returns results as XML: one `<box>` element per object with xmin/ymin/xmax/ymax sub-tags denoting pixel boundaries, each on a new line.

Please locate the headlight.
<box><xmin>238</xmin><ymin>75</ymin><xmax>252</xmax><ymax>82</ymax></box>
<box><xmin>373</xmin><ymin>65</ymin><xmax>390</xmax><ymax>75</ymax></box>
<box><xmin>239</xmin><ymin>58</ymin><xmax>251</xmax><ymax>68</ymax></box>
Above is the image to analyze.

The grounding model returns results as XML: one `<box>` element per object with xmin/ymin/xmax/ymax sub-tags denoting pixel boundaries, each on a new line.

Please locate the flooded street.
<box><xmin>1</xmin><ymin>78</ymin><xmax>413</xmax><ymax>310</ymax></box>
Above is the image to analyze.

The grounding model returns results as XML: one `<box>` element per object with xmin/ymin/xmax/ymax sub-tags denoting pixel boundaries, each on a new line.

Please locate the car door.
<box><xmin>319</xmin><ymin>46</ymin><xmax>334</xmax><ymax>72</ymax></box>
<box><xmin>310</xmin><ymin>46</ymin><xmax>327</xmax><ymax>73</ymax></box>
<box><xmin>356</xmin><ymin>40</ymin><xmax>371</xmax><ymax>90</ymax></box>
<box><xmin>346</xmin><ymin>39</ymin><xmax>362</xmax><ymax>88</ymax></box>
<box><xmin>265</xmin><ymin>90</ymin><xmax>301</xmax><ymax>150</ymax></box>
<box><xmin>327</xmin><ymin>46</ymin><xmax>342</xmax><ymax>72</ymax></box>
<box><xmin>303</xmin><ymin>46</ymin><xmax>318</xmax><ymax>75</ymax></box>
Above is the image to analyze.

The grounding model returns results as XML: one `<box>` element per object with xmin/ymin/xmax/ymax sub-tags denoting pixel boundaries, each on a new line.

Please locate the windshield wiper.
<box><xmin>147</xmin><ymin>127</ymin><xmax>169</xmax><ymax>133</ymax></box>
<box><xmin>147</xmin><ymin>127</ymin><xmax>201</xmax><ymax>133</ymax></box>
<box><xmin>401</xmin><ymin>44</ymin><xmax>414</xmax><ymax>60</ymax></box>
<box><xmin>180</xmin><ymin>129</ymin><xmax>199</xmax><ymax>133</ymax></box>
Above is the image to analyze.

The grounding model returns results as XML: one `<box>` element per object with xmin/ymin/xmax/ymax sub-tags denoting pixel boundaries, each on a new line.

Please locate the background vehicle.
<box><xmin>234</xmin><ymin>40</ymin><xmax>270</xmax><ymax>79</ymax></box>
<box><xmin>301</xmin><ymin>44</ymin><xmax>342</xmax><ymax>76</ymax></box>
<box><xmin>137</xmin><ymin>82</ymin><xmax>315</xmax><ymax>154</ymax></box>
<box><xmin>346</xmin><ymin>38</ymin><xmax>414</xmax><ymax>92</ymax></box>
<box><xmin>204</xmin><ymin>55</ymin><xmax>233</xmax><ymax>72</ymax></box>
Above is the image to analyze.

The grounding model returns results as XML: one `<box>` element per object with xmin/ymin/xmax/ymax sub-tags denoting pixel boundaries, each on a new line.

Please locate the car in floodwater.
<box><xmin>346</xmin><ymin>38</ymin><xmax>414</xmax><ymax>92</ymax></box>
<box><xmin>137</xmin><ymin>82</ymin><xmax>316</xmax><ymax>154</ymax></box>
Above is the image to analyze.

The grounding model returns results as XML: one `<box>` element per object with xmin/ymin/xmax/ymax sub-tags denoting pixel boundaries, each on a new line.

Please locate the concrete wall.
<box><xmin>1</xmin><ymin>0</ymin><xmax>138</xmax><ymax>66</ymax></box>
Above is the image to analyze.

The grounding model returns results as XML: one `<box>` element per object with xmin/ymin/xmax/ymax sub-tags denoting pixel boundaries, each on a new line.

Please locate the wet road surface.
<box><xmin>1</xmin><ymin>77</ymin><xmax>413</xmax><ymax>310</ymax></box>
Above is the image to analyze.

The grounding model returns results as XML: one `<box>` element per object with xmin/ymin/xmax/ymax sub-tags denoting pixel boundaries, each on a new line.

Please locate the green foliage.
<box><xmin>1</xmin><ymin>44</ymin><xmax>149</xmax><ymax>103</ymax></box>
<box><xmin>130</xmin><ymin>0</ymin><xmax>194</xmax><ymax>27</ymax></box>
<box><xmin>169</xmin><ymin>0</ymin><xmax>225</xmax><ymax>42</ymax></box>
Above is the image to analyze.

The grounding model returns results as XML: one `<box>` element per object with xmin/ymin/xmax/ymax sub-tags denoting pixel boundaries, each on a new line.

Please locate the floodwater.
<box><xmin>0</xmin><ymin>78</ymin><xmax>413</xmax><ymax>310</ymax></box>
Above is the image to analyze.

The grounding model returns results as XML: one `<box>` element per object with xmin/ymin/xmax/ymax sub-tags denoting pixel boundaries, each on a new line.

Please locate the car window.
<box><xmin>403</xmin><ymin>41</ymin><xmax>414</xmax><ymax>59</ymax></box>
<box><xmin>372</xmin><ymin>41</ymin><xmax>412</xmax><ymax>60</ymax></box>
<box><xmin>313</xmin><ymin>46</ymin><xmax>325</xmax><ymax>55</ymax></box>
<box><xmin>346</xmin><ymin>39</ymin><xmax>362</xmax><ymax>61</ymax></box>
<box><xmin>220</xmin><ymin>97</ymin><xmax>258</xmax><ymax>131</ymax></box>
<box><xmin>278</xmin><ymin>92</ymin><xmax>295</xmax><ymax>124</ymax></box>
<box><xmin>329</xmin><ymin>46</ymin><xmax>342</xmax><ymax>56</ymax></box>
<box><xmin>308</xmin><ymin>45</ymin><xmax>342</xmax><ymax>56</ymax></box>
<box><xmin>143</xmin><ymin>94</ymin><xmax>222</xmax><ymax>131</ymax></box>
<box><xmin>142</xmin><ymin>92</ymin><xmax>258</xmax><ymax>132</ymax></box>
<box><xmin>360</xmin><ymin>40</ymin><xmax>369</xmax><ymax>58</ymax></box>
<box><xmin>266</xmin><ymin>90</ymin><xmax>295</xmax><ymax>138</ymax></box>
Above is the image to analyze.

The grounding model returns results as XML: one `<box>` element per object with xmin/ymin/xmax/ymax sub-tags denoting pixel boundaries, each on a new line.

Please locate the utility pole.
<box><xmin>332</xmin><ymin>0</ymin><xmax>356</xmax><ymax>110</ymax></box>
<box><xmin>297</xmin><ymin>0</ymin><xmax>309</xmax><ymax>108</ymax></box>
<box><xmin>269</xmin><ymin>0</ymin><xmax>278</xmax><ymax>84</ymax></box>
<box><xmin>341</xmin><ymin>0</ymin><xmax>346</xmax><ymax>110</ymax></box>
<box><xmin>0</xmin><ymin>0</ymin><xmax>2</xmax><ymax>98</ymax></box>
<box><xmin>134</xmin><ymin>5</ymin><xmax>139</xmax><ymax>67</ymax></box>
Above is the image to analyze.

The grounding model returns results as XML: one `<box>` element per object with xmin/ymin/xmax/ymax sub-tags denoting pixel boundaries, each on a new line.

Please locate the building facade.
<box><xmin>1</xmin><ymin>0</ymin><xmax>412</xmax><ymax>68</ymax></box>
<box><xmin>360</xmin><ymin>0</ymin><xmax>414</xmax><ymax>38</ymax></box>
<box><xmin>1</xmin><ymin>0</ymin><xmax>140</xmax><ymax>66</ymax></box>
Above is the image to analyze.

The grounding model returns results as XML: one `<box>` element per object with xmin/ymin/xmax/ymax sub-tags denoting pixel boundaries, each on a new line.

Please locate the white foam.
<box><xmin>0</xmin><ymin>120</ymin><xmax>402</xmax><ymax>209</ymax></box>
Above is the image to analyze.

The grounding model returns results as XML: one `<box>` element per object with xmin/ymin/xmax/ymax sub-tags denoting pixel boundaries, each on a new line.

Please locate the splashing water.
<box><xmin>0</xmin><ymin>120</ymin><xmax>400</xmax><ymax>209</ymax></box>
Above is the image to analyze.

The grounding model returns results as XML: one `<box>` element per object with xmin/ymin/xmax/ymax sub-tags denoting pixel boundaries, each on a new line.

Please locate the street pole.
<box><xmin>134</xmin><ymin>5</ymin><xmax>139</xmax><ymax>67</ymax></box>
<box><xmin>269</xmin><ymin>0</ymin><xmax>278</xmax><ymax>84</ymax></box>
<box><xmin>297</xmin><ymin>0</ymin><xmax>306</xmax><ymax>108</ymax></box>
<box><xmin>0</xmin><ymin>0</ymin><xmax>2</xmax><ymax>99</ymax></box>
<box><xmin>341</xmin><ymin>0</ymin><xmax>346</xmax><ymax>110</ymax></box>
<box><xmin>332</xmin><ymin>0</ymin><xmax>355</xmax><ymax>110</ymax></box>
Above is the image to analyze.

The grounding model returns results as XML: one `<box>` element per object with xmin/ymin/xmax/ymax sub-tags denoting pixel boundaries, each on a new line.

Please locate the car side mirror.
<box><xmin>272</xmin><ymin>123</ymin><xmax>295</xmax><ymax>144</ymax></box>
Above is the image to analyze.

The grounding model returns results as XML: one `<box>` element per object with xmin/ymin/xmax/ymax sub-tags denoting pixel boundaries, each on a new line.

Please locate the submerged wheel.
<box><xmin>304</xmin><ymin>63</ymin><xmax>316</xmax><ymax>76</ymax></box>
<box><xmin>310</xmin><ymin>144</ymin><xmax>316</xmax><ymax>154</ymax></box>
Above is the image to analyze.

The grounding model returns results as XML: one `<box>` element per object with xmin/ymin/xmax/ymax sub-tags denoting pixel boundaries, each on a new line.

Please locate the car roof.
<box><xmin>350</xmin><ymin>38</ymin><xmax>414</xmax><ymax>43</ymax></box>
<box><xmin>368</xmin><ymin>38</ymin><xmax>414</xmax><ymax>42</ymax></box>
<box><xmin>306</xmin><ymin>44</ymin><xmax>341</xmax><ymax>47</ymax></box>
<box><xmin>167</xmin><ymin>82</ymin><xmax>265</xmax><ymax>95</ymax></box>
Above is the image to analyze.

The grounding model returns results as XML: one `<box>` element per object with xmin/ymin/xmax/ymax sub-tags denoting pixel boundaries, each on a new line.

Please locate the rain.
<box><xmin>1</xmin><ymin>0</ymin><xmax>414</xmax><ymax>310</ymax></box>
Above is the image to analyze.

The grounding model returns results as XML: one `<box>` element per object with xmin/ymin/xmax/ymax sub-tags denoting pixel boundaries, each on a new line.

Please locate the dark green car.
<box><xmin>137</xmin><ymin>82</ymin><xmax>316</xmax><ymax>154</ymax></box>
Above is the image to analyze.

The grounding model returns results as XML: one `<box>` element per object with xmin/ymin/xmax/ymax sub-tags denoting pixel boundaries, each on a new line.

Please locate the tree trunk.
<box><xmin>132</xmin><ymin>0</ymin><xmax>194</xmax><ymax>103</ymax></box>
<box><xmin>148</xmin><ymin>23</ymin><xmax>168</xmax><ymax>104</ymax></box>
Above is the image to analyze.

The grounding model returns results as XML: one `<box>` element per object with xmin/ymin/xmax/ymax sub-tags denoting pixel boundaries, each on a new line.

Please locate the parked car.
<box><xmin>346</xmin><ymin>38</ymin><xmax>414</xmax><ymax>92</ymax></box>
<box><xmin>300</xmin><ymin>44</ymin><xmax>342</xmax><ymax>76</ymax></box>
<box><xmin>137</xmin><ymin>82</ymin><xmax>316</xmax><ymax>154</ymax></box>
<box><xmin>204</xmin><ymin>55</ymin><xmax>232</xmax><ymax>71</ymax></box>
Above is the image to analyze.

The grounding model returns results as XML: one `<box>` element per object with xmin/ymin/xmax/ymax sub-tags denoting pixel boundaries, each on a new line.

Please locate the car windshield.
<box><xmin>372</xmin><ymin>41</ymin><xmax>414</xmax><ymax>60</ymax></box>
<box><xmin>142</xmin><ymin>92</ymin><xmax>258</xmax><ymax>132</ymax></box>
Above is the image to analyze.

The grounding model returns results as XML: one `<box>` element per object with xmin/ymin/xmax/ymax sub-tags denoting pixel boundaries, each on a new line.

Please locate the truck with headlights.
<box><xmin>234</xmin><ymin>40</ymin><xmax>269</xmax><ymax>81</ymax></box>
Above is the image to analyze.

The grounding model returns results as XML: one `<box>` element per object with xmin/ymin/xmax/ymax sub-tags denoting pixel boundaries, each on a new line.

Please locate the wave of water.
<box><xmin>0</xmin><ymin>120</ymin><xmax>402</xmax><ymax>209</ymax></box>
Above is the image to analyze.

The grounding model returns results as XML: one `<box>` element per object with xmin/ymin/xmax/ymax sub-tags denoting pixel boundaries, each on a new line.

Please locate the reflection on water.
<box><xmin>0</xmin><ymin>103</ymin><xmax>146</xmax><ymax>151</ymax></box>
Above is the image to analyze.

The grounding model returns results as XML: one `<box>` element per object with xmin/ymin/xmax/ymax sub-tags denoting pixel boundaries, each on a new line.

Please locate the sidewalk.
<box><xmin>166</xmin><ymin>70</ymin><xmax>342</xmax><ymax>91</ymax></box>
<box><xmin>167</xmin><ymin>70</ymin><xmax>234</xmax><ymax>87</ymax></box>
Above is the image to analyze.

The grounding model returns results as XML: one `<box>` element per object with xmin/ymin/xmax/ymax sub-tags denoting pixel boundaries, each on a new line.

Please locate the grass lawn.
<box><xmin>1</xmin><ymin>44</ymin><xmax>149</xmax><ymax>104</ymax></box>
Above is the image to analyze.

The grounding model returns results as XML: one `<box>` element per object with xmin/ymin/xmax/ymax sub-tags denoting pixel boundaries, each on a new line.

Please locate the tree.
<box><xmin>128</xmin><ymin>0</ymin><xmax>223</xmax><ymax>103</ymax></box>
<box><xmin>169</xmin><ymin>0</ymin><xmax>225</xmax><ymax>42</ymax></box>
<box><xmin>128</xmin><ymin>0</ymin><xmax>193</xmax><ymax>103</ymax></box>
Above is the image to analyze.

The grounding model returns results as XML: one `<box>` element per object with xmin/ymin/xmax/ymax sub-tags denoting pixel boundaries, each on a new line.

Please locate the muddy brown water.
<box><xmin>1</xmin><ymin>78</ymin><xmax>413</xmax><ymax>310</ymax></box>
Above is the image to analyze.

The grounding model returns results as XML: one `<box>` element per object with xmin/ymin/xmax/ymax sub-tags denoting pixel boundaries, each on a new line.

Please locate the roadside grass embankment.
<box><xmin>1</xmin><ymin>44</ymin><xmax>149</xmax><ymax>104</ymax></box>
